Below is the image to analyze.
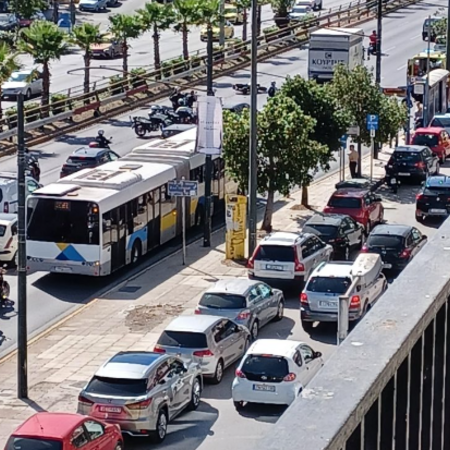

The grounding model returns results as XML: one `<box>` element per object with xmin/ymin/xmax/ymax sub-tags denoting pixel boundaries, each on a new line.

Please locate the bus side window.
<box><xmin>127</xmin><ymin>200</ymin><xmax>138</xmax><ymax>234</ymax></box>
<box><xmin>135</xmin><ymin>195</ymin><xmax>147</xmax><ymax>230</ymax></box>
<box><xmin>102</xmin><ymin>212</ymin><xmax>111</xmax><ymax>248</ymax></box>
<box><xmin>153</xmin><ymin>188</ymin><xmax>160</xmax><ymax>219</ymax></box>
<box><xmin>213</xmin><ymin>159</ymin><xmax>220</xmax><ymax>180</ymax></box>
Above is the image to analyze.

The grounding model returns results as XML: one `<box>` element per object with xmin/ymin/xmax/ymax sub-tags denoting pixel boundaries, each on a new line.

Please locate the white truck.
<box><xmin>308</xmin><ymin>27</ymin><xmax>364</xmax><ymax>82</ymax></box>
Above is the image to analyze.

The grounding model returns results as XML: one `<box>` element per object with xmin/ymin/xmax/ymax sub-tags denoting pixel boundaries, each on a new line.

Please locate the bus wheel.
<box><xmin>131</xmin><ymin>240</ymin><xmax>142</xmax><ymax>264</ymax></box>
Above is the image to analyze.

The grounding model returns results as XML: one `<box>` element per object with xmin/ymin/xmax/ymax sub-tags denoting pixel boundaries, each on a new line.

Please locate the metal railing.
<box><xmin>258</xmin><ymin>217</ymin><xmax>450</xmax><ymax>450</ymax></box>
<box><xmin>0</xmin><ymin>0</ymin><xmax>420</xmax><ymax>150</ymax></box>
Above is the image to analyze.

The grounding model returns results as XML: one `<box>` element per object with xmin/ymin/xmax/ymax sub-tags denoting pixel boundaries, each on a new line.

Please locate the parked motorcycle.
<box><xmin>233</xmin><ymin>83</ymin><xmax>268</xmax><ymax>95</ymax></box>
<box><xmin>131</xmin><ymin>114</ymin><xmax>171</xmax><ymax>137</ymax></box>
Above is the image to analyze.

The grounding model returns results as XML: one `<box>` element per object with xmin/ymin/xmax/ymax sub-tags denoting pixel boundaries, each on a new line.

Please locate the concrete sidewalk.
<box><xmin>0</xmin><ymin>149</ymin><xmax>391</xmax><ymax>443</ymax></box>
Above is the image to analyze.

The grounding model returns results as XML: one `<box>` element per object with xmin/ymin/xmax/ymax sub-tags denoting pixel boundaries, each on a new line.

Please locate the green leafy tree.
<box><xmin>432</xmin><ymin>17</ymin><xmax>447</xmax><ymax>38</ymax></box>
<box><xmin>0</xmin><ymin>42</ymin><xmax>21</xmax><ymax>119</ymax></box>
<box><xmin>331</xmin><ymin>65</ymin><xmax>407</xmax><ymax>147</ymax></box>
<box><xmin>138</xmin><ymin>3</ymin><xmax>176</xmax><ymax>70</ymax></box>
<box><xmin>234</xmin><ymin>0</ymin><xmax>251</xmax><ymax>40</ymax></box>
<box><xmin>224</xmin><ymin>95</ymin><xmax>327</xmax><ymax>231</ymax></box>
<box><xmin>72</xmin><ymin>23</ymin><xmax>103</xmax><ymax>94</ymax></box>
<box><xmin>11</xmin><ymin>0</ymin><xmax>47</xmax><ymax>19</ymax></box>
<box><xmin>173</xmin><ymin>0</ymin><xmax>200</xmax><ymax>61</ymax></box>
<box><xmin>270</xmin><ymin>0</ymin><xmax>295</xmax><ymax>28</ymax></box>
<box><xmin>19</xmin><ymin>21</ymin><xmax>68</xmax><ymax>108</ymax></box>
<box><xmin>280</xmin><ymin>75</ymin><xmax>351</xmax><ymax>205</ymax></box>
<box><xmin>109</xmin><ymin>14</ymin><xmax>142</xmax><ymax>76</ymax></box>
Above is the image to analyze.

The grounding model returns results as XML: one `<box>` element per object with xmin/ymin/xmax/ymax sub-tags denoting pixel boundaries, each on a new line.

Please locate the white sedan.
<box><xmin>1</xmin><ymin>69</ymin><xmax>43</xmax><ymax>99</ymax></box>
<box><xmin>232</xmin><ymin>339</ymin><xmax>324</xmax><ymax>408</ymax></box>
<box><xmin>78</xmin><ymin>0</ymin><xmax>108</xmax><ymax>11</ymax></box>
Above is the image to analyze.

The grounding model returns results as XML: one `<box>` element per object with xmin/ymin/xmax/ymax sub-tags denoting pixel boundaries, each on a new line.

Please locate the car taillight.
<box><xmin>300</xmin><ymin>292</ymin><xmax>308</xmax><ymax>305</ymax></box>
<box><xmin>361</xmin><ymin>244</ymin><xmax>369</xmax><ymax>253</ymax></box>
<box><xmin>4</xmin><ymin>237</ymin><xmax>13</xmax><ymax>249</ymax></box>
<box><xmin>4</xmin><ymin>202</ymin><xmax>9</xmax><ymax>213</ymax></box>
<box><xmin>235</xmin><ymin>368</ymin><xmax>246</xmax><ymax>378</ymax></box>
<box><xmin>127</xmin><ymin>398</ymin><xmax>152</xmax><ymax>410</ymax></box>
<box><xmin>294</xmin><ymin>251</ymin><xmax>304</xmax><ymax>272</ymax></box>
<box><xmin>78</xmin><ymin>394</ymin><xmax>94</xmax><ymax>405</ymax></box>
<box><xmin>194</xmin><ymin>307</ymin><xmax>201</xmax><ymax>314</ymax></box>
<box><xmin>400</xmin><ymin>249</ymin><xmax>412</xmax><ymax>259</ymax></box>
<box><xmin>153</xmin><ymin>345</ymin><xmax>166</xmax><ymax>353</ymax></box>
<box><xmin>416</xmin><ymin>193</ymin><xmax>424</xmax><ymax>201</ymax></box>
<box><xmin>193</xmin><ymin>349</ymin><xmax>214</xmax><ymax>357</ymax></box>
<box><xmin>350</xmin><ymin>295</ymin><xmax>361</xmax><ymax>309</ymax></box>
<box><xmin>283</xmin><ymin>373</ymin><xmax>296</xmax><ymax>382</ymax></box>
<box><xmin>415</xmin><ymin>161</ymin><xmax>426</xmax><ymax>169</ymax></box>
<box><xmin>237</xmin><ymin>309</ymin><xmax>251</xmax><ymax>320</ymax></box>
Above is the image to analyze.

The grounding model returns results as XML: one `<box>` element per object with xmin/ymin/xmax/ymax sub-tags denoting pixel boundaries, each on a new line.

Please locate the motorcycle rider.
<box><xmin>369</xmin><ymin>30</ymin><xmax>377</xmax><ymax>54</ymax></box>
<box><xmin>95</xmin><ymin>130</ymin><xmax>111</xmax><ymax>148</ymax></box>
<box><xmin>186</xmin><ymin>91</ymin><xmax>196</xmax><ymax>108</ymax></box>
<box><xmin>25</xmin><ymin>148</ymin><xmax>40</xmax><ymax>182</ymax></box>
<box><xmin>170</xmin><ymin>88</ymin><xmax>184</xmax><ymax>110</ymax></box>
<box><xmin>268</xmin><ymin>81</ymin><xmax>277</xmax><ymax>98</ymax></box>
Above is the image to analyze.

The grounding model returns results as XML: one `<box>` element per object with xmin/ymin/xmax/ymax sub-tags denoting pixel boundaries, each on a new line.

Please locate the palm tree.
<box><xmin>173</xmin><ymin>0</ymin><xmax>199</xmax><ymax>61</ymax></box>
<box><xmin>72</xmin><ymin>23</ymin><xmax>104</xmax><ymax>94</ymax></box>
<box><xmin>109</xmin><ymin>14</ymin><xmax>142</xmax><ymax>76</ymax></box>
<box><xmin>18</xmin><ymin>21</ymin><xmax>68</xmax><ymax>109</ymax></box>
<box><xmin>234</xmin><ymin>0</ymin><xmax>251</xmax><ymax>41</ymax></box>
<box><xmin>137</xmin><ymin>3</ymin><xmax>176</xmax><ymax>70</ymax></box>
<box><xmin>0</xmin><ymin>42</ymin><xmax>21</xmax><ymax>120</ymax></box>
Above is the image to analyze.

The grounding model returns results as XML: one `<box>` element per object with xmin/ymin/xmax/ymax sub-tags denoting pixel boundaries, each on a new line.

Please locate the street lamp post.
<box><xmin>374</xmin><ymin>0</ymin><xmax>383</xmax><ymax>160</ymax></box>
<box><xmin>423</xmin><ymin>16</ymin><xmax>432</xmax><ymax>126</ymax></box>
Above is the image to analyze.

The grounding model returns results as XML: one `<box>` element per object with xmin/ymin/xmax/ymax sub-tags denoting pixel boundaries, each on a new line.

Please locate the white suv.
<box><xmin>247</xmin><ymin>232</ymin><xmax>333</xmax><ymax>288</ymax></box>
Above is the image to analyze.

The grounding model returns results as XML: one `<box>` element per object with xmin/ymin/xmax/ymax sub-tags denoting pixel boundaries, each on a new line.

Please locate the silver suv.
<box><xmin>77</xmin><ymin>351</ymin><xmax>203</xmax><ymax>443</ymax></box>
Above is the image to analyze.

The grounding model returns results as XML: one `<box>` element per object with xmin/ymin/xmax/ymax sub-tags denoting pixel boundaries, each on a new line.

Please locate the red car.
<box><xmin>410</xmin><ymin>127</ymin><xmax>450</xmax><ymax>163</ymax></box>
<box><xmin>323</xmin><ymin>189</ymin><xmax>384</xmax><ymax>233</ymax></box>
<box><xmin>5</xmin><ymin>413</ymin><xmax>123</xmax><ymax>450</ymax></box>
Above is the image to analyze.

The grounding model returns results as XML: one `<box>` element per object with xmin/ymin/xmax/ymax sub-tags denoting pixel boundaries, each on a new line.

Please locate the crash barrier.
<box><xmin>258</xmin><ymin>216</ymin><xmax>450</xmax><ymax>450</ymax></box>
<box><xmin>0</xmin><ymin>0</ymin><xmax>422</xmax><ymax>152</ymax></box>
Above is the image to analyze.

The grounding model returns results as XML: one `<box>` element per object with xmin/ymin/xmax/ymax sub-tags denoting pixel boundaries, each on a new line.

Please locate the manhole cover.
<box><xmin>119</xmin><ymin>285</ymin><xmax>141</xmax><ymax>293</ymax></box>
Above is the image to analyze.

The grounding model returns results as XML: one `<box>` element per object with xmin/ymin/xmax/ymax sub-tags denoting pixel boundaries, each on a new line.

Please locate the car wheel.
<box><xmin>234</xmin><ymin>400</ymin><xmax>244</xmax><ymax>410</ymax></box>
<box><xmin>152</xmin><ymin>409</ymin><xmax>168</xmax><ymax>443</ymax></box>
<box><xmin>416</xmin><ymin>213</ymin><xmax>425</xmax><ymax>223</ymax></box>
<box><xmin>344</xmin><ymin>245</ymin><xmax>350</xmax><ymax>261</ymax></box>
<box><xmin>188</xmin><ymin>377</ymin><xmax>202</xmax><ymax>410</ymax></box>
<box><xmin>25</xmin><ymin>89</ymin><xmax>31</xmax><ymax>100</ymax></box>
<box><xmin>131</xmin><ymin>240</ymin><xmax>141</xmax><ymax>264</ymax></box>
<box><xmin>273</xmin><ymin>300</ymin><xmax>284</xmax><ymax>321</ymax></box>
<box><xmin>243</xmin><ymin>337</ymin><xmax>251</xmax><ymax>353</ymax></box>
<box><xmin>211</xmin><ymin>359</ymin><xmax>224</xmax><ymax>385</ymax></box>
<box><xmin>114</xmin><ymin>442</ymin><xmax>123</xmax><ymax>450</ymax></box>
<box><xmin>302</xmin><ymin>319</ymin><xmax>313</xmax><ymax>332</ymax></box>
<box><xmin>251</xmin><ymin>320</ymin><xmax>259</xmax><ymax>340</ymax></box>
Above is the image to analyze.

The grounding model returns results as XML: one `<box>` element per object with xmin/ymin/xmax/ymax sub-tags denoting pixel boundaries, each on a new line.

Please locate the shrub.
<box><xmin>51</xmin><ymin>93</ymin><xmax>69</xmax><ymax>115</ymax></box>
<box><xmin>109</xmin><ymin>75</ymin><xmax>124</xmax><ymax>95</ymax></box>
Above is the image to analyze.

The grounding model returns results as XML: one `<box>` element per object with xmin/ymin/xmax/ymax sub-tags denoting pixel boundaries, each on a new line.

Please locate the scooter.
<box><xmin>0</xmin><ymin>267</ymin><xmax>10</xmax><ymax>308</ymax></box>
<box><xmin>385</xmin><ymin>174</ymin><xmax>400</xmax><ymax>193</ymax></box>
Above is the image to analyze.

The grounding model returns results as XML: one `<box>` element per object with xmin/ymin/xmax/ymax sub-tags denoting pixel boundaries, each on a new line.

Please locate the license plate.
<box><xmin>398</xmin><ymin>172</ymin><xmax>410</xmax><ymax>176</ymax></box>
<box><xmin>319</xmin><ymin>301</ymin><xmax>335</xmax><ymax>308</ymax></box>
<box><xmin>253</xmin><ymin>384</ymin><xmax>276</xmax><ymax>392</ymax></box>
<box><xmin>99</xmin><ymin>406</ymin><xmax>122</xmax><ymax>413</ymax></box>
<box><xmin>53</xmin><ymin>266</ymin><xmax>72</xmax><ymax>273</ymax></box>
<box><xmin>429</xmin><ymin>209</ymin><xmax>447</xmax><ymax>214</ymax></box>
<box><xmin>266</xmin><ymin>264</ymin><xmax>283</xmax><ymax>271</ymax></box>
<box><xmin>384</xmin><ymin>263</ymin><xmax>392</xmax><ymax>269</ymax></box>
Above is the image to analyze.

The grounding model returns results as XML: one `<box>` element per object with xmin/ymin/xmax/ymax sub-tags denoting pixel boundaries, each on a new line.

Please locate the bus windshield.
<box><xmin>27</xmin><ymin>198</ymin><xmax>100</xmax><ymax>245</ymax></box>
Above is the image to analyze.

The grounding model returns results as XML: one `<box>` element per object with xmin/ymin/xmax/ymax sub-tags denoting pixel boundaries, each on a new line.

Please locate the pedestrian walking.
<box><xmin>414</xmin><ymin>102</ymin><xmax>423</xmax><ymax>129</ymax></box>
<box><xmin>348</xmin><ymin>144</ymin><xmax>359</xmax><ymax>178</ymax></box>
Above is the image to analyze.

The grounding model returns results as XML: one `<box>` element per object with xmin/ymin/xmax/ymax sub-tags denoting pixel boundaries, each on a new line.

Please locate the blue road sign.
<box><xmin>340</xmin><ymin>135</ymin><xmax>348</xmax><ymax>148</ymax></box>
<box><xmin>168</xmin><ymin>180</ymin><xmax>198</xmax><ymax>197</ymax></box>
<box><xmin>366</xmin><ymin>114</ymin><xmax>379</xmax><ymax>131</ymax></box>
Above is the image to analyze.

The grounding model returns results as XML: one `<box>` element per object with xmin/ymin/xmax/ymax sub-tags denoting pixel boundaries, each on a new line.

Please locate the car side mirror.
<box><xmin>374</xmin><ymin>196</ymin><xmax>382</xmax><ymax>202</ymax></box>
<box><xmin>356</xmin><ymin>285</ymin><xmax>362</xmax><ymax>292</ymax></box>
<box><xmin>314</xmin><ymin>351</ymin><xmax>322</xmax><ymax>358</ymax></box>
<box><xmin>422</xmin><ymin>235</ymin><xmax>428</xmax><ymax>240</ymax></box>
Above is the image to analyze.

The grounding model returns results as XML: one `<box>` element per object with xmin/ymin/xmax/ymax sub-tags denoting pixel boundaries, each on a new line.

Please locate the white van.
<box><xmin>0</xmin><ymin>172</ymin><xmax>41</xmax><ymax>214</ymax></box>
<box><xmin>0</xmin><ymin>213</ymin><xmax>17</xmax><ymax>263</ymax></box>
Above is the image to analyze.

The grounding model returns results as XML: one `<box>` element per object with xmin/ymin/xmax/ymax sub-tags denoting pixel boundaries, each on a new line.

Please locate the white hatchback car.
<box><xmin>0</xmin><ymin>213</ymin><xmax>17</xmax><ymax>264</ymax></box>
<box><xmin>2</xmin><ymin>68</ymin><xmax>43</xmax><ymax>99</ymax></box>
<box><xmin>232</xmin><ymin>339</ymin><xmax>324</xmax><ymax>408</ymax></box>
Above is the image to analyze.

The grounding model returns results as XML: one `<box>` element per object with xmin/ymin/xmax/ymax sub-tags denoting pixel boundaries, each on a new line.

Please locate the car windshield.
<box><xmin>393</xmin><ymin>152</ymin><xmax>421</xmax><ymax>162</ymax></box>
<box><xmin>8</xmin><ymin>73</ymin><xmax>28</xmax><ymax>82</ymax></box>
<box><xmin>199</xmin><ymin>293</ymin><xmax>247</xmax><ymax>309</ymax></box>
<box><xmin>6</xmin><ymin>437</ymin><xmax>62</xmax><ymax>450</ymax></box>
<box><xmin>303</xmin><ymin>224</ymin><xmax>338</xmax><ymax>237</ymax></box>
<box><xmin>412</xmin><ymin>134</ymin><xmax>439</xmax><ymax>147</ymax></box>
<box><xmin>85</xmin><ymin>376</ymin><xmax>147</xmax><ymax>397</ymax></box>
<box><xmin>241</xmin><ymin>355</ymin><xmax>289</xmax><ymax>382</ymax></box>
<box><xmin>0</xmin><ymin>15</ymin><xmax>11</xmax><ymax>23</ymax></box>
<box><xmin>66</xmin><ymin>156</ymin><xmax>98</xmax><ymax>166</ymax></box>
<box><xmin>328</xmin><ymin>196</ymin><xmax>361</xmax><ymax>209</ymax></box>
<box><xmin>254</xmin><ymin>245</ymin><xmax>294</xmax><ymax>262</ymax></box>
<box><xmin>157</xmin><ymin>331</ymin><xmax>208</xmax><ymax>348</ymax></box>
<box><xmin>306</xmin><ymin>276</ymin><xmax>351</xmax><ymax>294</ymax></box>
<box><xmin>431</xmin><ymin>117</ymin><xmax>450</xmax><ymax>128</ymax></box>
<box><xmin>292</xmin><ymin>6</ymin><xmax>309</xmax><ymax>12</ymax></box>
<box><xmin>367</xmin><ymin>234</ymin><xmax>404</xmax><ymax>249</ymax></box>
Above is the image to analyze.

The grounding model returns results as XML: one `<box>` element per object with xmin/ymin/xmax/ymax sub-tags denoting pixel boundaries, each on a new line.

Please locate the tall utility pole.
<box><xmin>248</xmin><ymin>0</ymin><xmax>258</xmax><ymax>257</ymax></box>
<box><xmin>447</xmin><ymin>6</ymin><xmax>450</xmax><ymax>70</ymax></box>
<box><xmin>374</xmin><ymin>0</ymin><xmax>382</xmax><ymax>160</ymax></box>
<box><xmin>219</xmin><ymin>0</ymin><xmax>225</xmax><ymax>46</ymax></box>
<box><xmin>203</xmin><ymin>24</ymin><xmax>214</xmax><ymax>247</ymax></box>
<box><xmin>423</xmin><ymin>17</ymin><xmax>431</xmax><ymax>126</ymax></box>
<box><xmin>17</xmin><ymin>94</ymin><xmax>28</xmax><ymax>399</ymax></box>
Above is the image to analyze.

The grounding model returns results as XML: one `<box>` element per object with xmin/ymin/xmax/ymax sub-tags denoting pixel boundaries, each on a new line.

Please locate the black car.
<box><xmin>362</xmin><ymin>224</ymin><xmax>427</xmax><ymax>271</ymax></box>
<box><xmin>223</xmin><ymin>102</ymin><xmax>250</xmax><ymax>114</ymax></box>
<box><xmin>385</xmin><ymin>145</ymin><xmax>439</xmax><ymax>183</ymax></box>
<box><xmin>416</xmin><ymin>175</ymin><xmax>450</xmax><ymax>222</ymax></box>
<box><xmin>303</xmin><ymin>213</ymin><xmax>364</xmax><ymax>260</ymax></box>
<box><xmin>60</xmin><ymin>147</ymin><xmax>120</xmax><ymax>178</ymax></box>
<box><xmin>422</xmin><ymin>17</ymin><xmax>440</xmax><ymax>41</ymax></box>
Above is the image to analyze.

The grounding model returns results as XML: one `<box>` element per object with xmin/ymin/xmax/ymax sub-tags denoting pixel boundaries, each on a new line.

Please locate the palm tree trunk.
<box><xmin>261</xmin><ymin>189</ymin><xmax>274</xmax><ymax>232</ymax></box>
<box><xmin>41</xmin><ymin>61</ymin><xmax>50</xmax><ymax>114</ymax></box>
<box><xmin>153</xmin><ymin>24</ymin><xmax>161</xmax><ymax>70</ymax></box>
<box><xmin>242</xmin><ymin>9</ymin><xmax>248</xmax><ymax>41</ymax></box>
<box><xmin>83</xmin><ymin>51</ymin><xmax>90</xmax><ymax>95</ymax></box>
<box><xmin>122</xmin><ymin>39</ymin><xmax>128</xmax><ymax>76</ymax></box>
<box><xmin>301</xmin><ymin>183</ymin><xmax>309</xmax><ymax>207</ymax></box>
<box><xmin>182</xmin><ymin>23</ymin><xmax>189</xmax><ymax>60</ymax></box>
<box><xmin>0</xmin><ymin>87</ymin><xmax>3</xmax><ymax>121</ymax></box>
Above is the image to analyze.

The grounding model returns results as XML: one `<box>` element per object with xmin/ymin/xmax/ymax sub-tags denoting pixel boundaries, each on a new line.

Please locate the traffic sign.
<box><xmin>168</xmin><ymin>180</ymin><xmax>198</xmax><ymax>197</ymax></box>
<box><xmin>339</xmin><ymin>135</ymin><xmax>348</xmax><ymax>147</ymax></box>
<box><xmin>366</xmin><ymin>114</ymin><xmax>379</xmax><ymax>131</ymax></box>
<box><xmin>347</xmin><ymin>125</ymin><xmax>360</xmax><ymax>136</ymax></box>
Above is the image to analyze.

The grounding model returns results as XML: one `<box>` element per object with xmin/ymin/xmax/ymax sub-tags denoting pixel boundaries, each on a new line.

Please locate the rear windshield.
<box><xmin>328</xmin><ymin>196</ymin><xmax>361</xmax><ymax>209</ymax></box>
<box><xmin>304</xmin><ymin>224</ymin><xmax>338</xmax><ymax>237</ymax></box>
<box><xmin>412</xmin><ymin>134</ymin><xmax>439</xmax><ymax>147</ymax></box>
<box><xmin>66</xmin><ymin>157</ymin><xmax>97</xmax><ymax>166</ymax></box>
<box><xmin>431</xmin><ymin>117</ymin><xmax>450</xmax><ymax>128</ymax></box>
<box><xmin>254</xmin><ymin>245</ymin><xmax>294</xmax><ymax>262</ymax></box>
<box><xmin>366</xmin><ymin>235</ymin><xmax>404</xmax><ymax>249</ymax></box>
<box><xmin>241</xmin><ymin>355</ymin><xmax>289</xmax><ymax>382</ymax></box>
<box><xmin>157</xmin><ymin>330</ymin><xmax>208</xmax><ymax>348</ymax></box>
<box><xmin>393</xmin><ymin>152</ymin><xmax>421</xmax><ymax>162</ymax></box>
<box><xmin>85</xmin><ymin>376</ymin><xmax>147</xmax><ymax>397</ymax></box>
<box><xmin>306</xmin><ymin>276</ymin><xmax>352</xmax><ymax>294</ymax></box>
<box><xmin>6</xmin><ymin>437</ymin><xmax>62</xmax><ymax>450</ymax></box>
<box><xmin>199</xmin><ymin>293</ymin><xmax>247</xmax><ymax>309</ymax></box>
<box><xmin>0</xmin><ymin>225</ymin><xmax>6</xmax><ymax>237</ymax></box>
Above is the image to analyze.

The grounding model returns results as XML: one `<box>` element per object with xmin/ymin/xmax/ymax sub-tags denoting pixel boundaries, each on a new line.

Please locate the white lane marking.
<box><xmin>384</xmin><ymin>46</ymin><xmax>396</xmax><ymax>52</ymax></box>
<box><xmin>410</xmin><ymin>33</ymin><xmax>422</xmax><ymax>40</ymax></box>
<box><xmin>397</xmin><ymin>64</ymin><xmax>406</xmax><ymax>71</ymax></box>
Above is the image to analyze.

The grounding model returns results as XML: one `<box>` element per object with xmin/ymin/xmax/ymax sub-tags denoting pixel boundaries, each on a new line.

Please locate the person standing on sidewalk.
<box><xmin>348</xmin><ymin>145</ymin><xmax>359</xmax><ymax>178</ymax></box>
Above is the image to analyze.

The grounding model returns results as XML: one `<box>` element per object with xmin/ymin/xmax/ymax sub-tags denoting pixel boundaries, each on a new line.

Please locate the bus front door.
<box><xmin>111</xmin><ymin>206</ymin><xmax>126</xmax><ymax>271</ymax></box>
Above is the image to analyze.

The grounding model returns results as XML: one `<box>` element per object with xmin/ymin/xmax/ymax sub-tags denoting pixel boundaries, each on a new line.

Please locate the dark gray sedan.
<box><xmin>195</xmin><ymin>279</ymin><xmax>284</xmax><ymax>340</ymax></box>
